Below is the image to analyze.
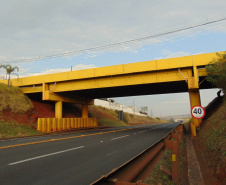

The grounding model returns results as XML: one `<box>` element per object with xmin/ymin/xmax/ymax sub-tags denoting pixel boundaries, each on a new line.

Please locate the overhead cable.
<box><xmin>4</xmin><ymin>17</ymin><xmax>226</xmax><ymax>64</ymax></box>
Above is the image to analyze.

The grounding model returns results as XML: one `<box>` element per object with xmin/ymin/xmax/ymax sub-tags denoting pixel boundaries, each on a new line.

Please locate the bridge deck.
<box><xmin>0</xmin><ymin>51</ymin><xmax>222</xmax><ymax>98</ymax></box>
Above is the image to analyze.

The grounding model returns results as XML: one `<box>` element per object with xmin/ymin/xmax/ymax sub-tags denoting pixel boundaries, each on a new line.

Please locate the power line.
<box><xmin>4</xmin><ymin>17</ymin><xmax>226</xmax><ymax>64</ymax></box>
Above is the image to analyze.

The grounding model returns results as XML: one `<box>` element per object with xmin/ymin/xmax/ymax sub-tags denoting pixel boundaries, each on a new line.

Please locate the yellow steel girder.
<box><xmin>42</xmin><ymin>68</ymin><xmax>193</xmax><ymax>93</ymax></box>
<box><xmin>0</xmin><ymin>51</ymin><xmax>223</xmax><ymax>88</ymax></box>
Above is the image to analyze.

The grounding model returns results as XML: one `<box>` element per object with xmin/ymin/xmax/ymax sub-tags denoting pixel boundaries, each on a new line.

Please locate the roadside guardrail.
<box><xmin>92</xmin><ymin>124</ymin><xmax>184</xmax><ymax>185</ymax></box>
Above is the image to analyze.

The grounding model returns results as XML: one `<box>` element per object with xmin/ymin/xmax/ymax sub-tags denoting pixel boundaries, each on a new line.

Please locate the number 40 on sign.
<box><xmin>191</xmin><ymin>106</ymin><xmax>206</xmax><ymax>119</ymax></box>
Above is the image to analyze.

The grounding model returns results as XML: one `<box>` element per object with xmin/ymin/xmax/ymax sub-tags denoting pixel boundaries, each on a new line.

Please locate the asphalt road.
<box><xmin>0</xmin><ymin>123</ymin><xmax>180</xmax><ymax>185</ymax></box>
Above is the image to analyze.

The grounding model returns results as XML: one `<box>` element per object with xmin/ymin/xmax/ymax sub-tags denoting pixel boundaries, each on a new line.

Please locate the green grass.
<box><xmin>198</xmin><ymin>104</ymin><xmax>226</xmax><ymax>171</ymax></box>
<box><xmin>179</xmin><ymin>139</ymin><xmax>184</xmax><ymax>178</ymax></box>
<box><xmin>195</xmin><ymin>97</ymin><xmax>226</xmax><ymax>181</ymax></box>
<box><xmin>145</xmin><ymin>135</ymin><xmax>185</xmax><ymax>185</ymax></box>
<box><xmin>0</xmin><ymin>120</ymin><xmax>42</xmax><ymax>138</ymax></box>
<box><xmin>98</xmin><ymin>118</ymin><xmax>128</xmax><ymax>127</ymax></box>
<box><xmin>145</xmin><ymin>149</ymin><xmax>176</xmax><ymax>185</ymax></box>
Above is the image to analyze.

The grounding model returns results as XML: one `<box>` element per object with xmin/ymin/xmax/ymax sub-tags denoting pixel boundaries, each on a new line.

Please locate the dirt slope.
<box><xmin>193</xmin><ymin>96</ymin><xmax>226</xmax><ymax>185</ymax></box>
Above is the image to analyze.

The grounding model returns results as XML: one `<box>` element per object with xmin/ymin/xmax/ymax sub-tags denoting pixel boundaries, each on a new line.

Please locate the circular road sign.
<box><xmin>191</xmin><ymin>106</ymin><xmax>206</xmax><ymax>119</ymax></box>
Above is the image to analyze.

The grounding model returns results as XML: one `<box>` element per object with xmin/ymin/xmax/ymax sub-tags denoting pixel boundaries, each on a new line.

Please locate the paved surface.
<box><xmin>184</xmin><ymin>123</ymin><xmax>205</xmax><ymax>185</ymax></box>
<box><xmin>0</xmin><ymin>123</ymin><xmax>179</xmax><ymax>185</ymax></box>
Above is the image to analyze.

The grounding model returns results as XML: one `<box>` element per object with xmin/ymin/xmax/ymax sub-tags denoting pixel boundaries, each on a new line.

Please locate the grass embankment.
<box><xmin>0</xmin><ymin>83</ymin><xmax>41</xmax><ymax>138</ymax></box>
<box><xmin>194</xmin><ymin>96</ymin><xmax>226</xmax><ymax>183</ymax></box>
<box><xmin>89</xmin><ymin>105</ymin><xmax>127</xmax><ymax>127</ymax></box>
<box><xmin>89</xmin><ymin>105</ymin><xmax>164</xmax><ymax>127</ymax></box>
<box><xmin>145</xmin><ymin>136</ymin><xmax>185</xmax><ymax>185</ymax></box>
<box><xmin>0</xmin><ymin>121</ymin><xmax>41</xmax><ymax>138</ymax></box>
<box><xmin>0</xmin><ymin>83</ymin><xmax>33</xmax><ymax>113</ymax></box>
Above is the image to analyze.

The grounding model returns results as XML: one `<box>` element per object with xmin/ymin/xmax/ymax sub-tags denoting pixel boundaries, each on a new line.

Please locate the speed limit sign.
<box><xmin>191</xmin><ymin>106</ymin><xmax>205</xmax><ymax>119</ymax></box>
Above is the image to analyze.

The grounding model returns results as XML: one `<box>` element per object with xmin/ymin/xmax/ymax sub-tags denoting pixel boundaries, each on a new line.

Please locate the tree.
<box><xmin>205</xmin><ymin>52</ymin><xmax>226</xmax><ymax>94</ymax></box>
<box><xmin>0</xmin><ymin>65</ymin><xmax>19</xmax><ymax>86</ymax></box>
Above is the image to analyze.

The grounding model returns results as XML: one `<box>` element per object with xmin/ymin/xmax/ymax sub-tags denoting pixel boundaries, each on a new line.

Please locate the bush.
<box><xmin>206</xmin><ymin>52</ymin><xmax>226</xmax><ymax>93</ymax></box>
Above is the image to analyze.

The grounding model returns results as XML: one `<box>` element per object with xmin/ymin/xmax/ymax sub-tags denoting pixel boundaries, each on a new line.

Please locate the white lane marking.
<box><xmin>110</xmin><ymin>135</ymin><xmax>129</xmax><ymax>140</ymax></box>
<box><xmin>8</xmin><ymin>146</ymin><xmax>85</xmax><ymax>166</ymax></box>
<box><xmin>138</xmin><ymin>130</ymin><xmax>147</xmax><ymax>133</ymax></box>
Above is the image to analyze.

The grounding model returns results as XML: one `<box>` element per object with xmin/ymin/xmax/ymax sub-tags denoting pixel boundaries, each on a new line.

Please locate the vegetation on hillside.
<box><xmin>123</xmin><ymin>111</ymin><xmax>163</xmax><ymax>124</ymax></box>
<box><xmin>0</xmin><ymin>83</ymin><xmax>33</xmax><ymax>113</ymax></box>
<box><xmin>0</xmin><ymin>120</ymin><xmax>41</xmax><ymax>138</ymax></box>
<box><xmin>195</xmin><ymin>96</ymin><xmax>226</xmax><ymax>183</ymax></box>
<box><xmin>145</xmin><ymin>138</ymin><xmax>185</xmax><ymax>185</ymax></box>
<box><xmin>206</xmin><ymin>52</ymin><xmax>226</xmax><ymax>93</ymax></box>
<box><xmin>0</xmin><ymin>83</ymin><xmax>38</xmax><ymax>138</ymax></box>
<box><xmin>89</xmin><ymin>105</ymin><xmax>164</xmax><ymax>127</ymax></box>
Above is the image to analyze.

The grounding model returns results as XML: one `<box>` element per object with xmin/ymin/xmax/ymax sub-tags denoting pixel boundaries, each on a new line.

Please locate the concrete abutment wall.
<box><xmin>37</xmin><ymin>117</ymin><xmax>98</xmax><ymax>133</ymax></box>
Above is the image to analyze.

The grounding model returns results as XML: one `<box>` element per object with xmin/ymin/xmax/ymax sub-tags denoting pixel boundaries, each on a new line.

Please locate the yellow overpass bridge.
<box><xmin>0</xmin><ymin>51</ymin><xmax>223</xmax><ymax>136</ymax></box>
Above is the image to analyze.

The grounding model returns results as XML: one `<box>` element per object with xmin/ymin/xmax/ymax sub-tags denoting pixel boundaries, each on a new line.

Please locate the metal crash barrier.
<box><xmin>37</xmin><ymin>118</ymin><xmax>98</xmax><ymax>133</ymax></box>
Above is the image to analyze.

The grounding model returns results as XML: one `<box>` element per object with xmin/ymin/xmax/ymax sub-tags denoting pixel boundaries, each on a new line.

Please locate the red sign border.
<box><xmin>191</xmin><ymin>105</ymin><xmax>206</xmax><ymax>119</ymax></box>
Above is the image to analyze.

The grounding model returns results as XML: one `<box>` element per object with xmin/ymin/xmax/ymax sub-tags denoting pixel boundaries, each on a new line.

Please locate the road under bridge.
<box><xmin>0</xmin><ymin>51</ymin><xmax>223</xmax><ymax>136</ymax></box>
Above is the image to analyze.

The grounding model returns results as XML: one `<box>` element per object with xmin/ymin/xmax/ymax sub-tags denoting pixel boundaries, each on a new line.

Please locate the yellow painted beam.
<box><xmin>0</xmin><ymin>51</ymin><xmax>223</xmax><ymax>87</ymax></box>
<box><xmin>20</xmin><ymin>87</ymin><xmax>43</xmax><ymax>93</ymax></box>
<box><xmin>198</xmin><ymin>68</ymin><xmax>207</xmax><ymax>76</ymax></box>
<box><xmin>43</xmin><ymin>90</ymin><xmax>94</xmax><ymax>104</ymax></box>
<box><xmin>6</xmin><ymin>68</ymin><xmax>192</xmax><ymax>94</ymax></box>
<box><xmin>46</xmin><ymin>69</ymin><xmax>193</xmax><ymax>93</ymax></box>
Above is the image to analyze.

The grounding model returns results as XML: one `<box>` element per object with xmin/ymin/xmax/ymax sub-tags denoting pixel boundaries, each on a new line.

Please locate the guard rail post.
<box><xmin>172</xmin><ymin>140</ymin><xmax>179</xmax><ymax>184</ymax></box>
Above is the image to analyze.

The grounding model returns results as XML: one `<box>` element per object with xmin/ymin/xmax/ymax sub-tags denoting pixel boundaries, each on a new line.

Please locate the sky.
<box><xmin>0</xmin><ymin>0</ymin><xmax>226</xmax><ymax>117</ymax></box>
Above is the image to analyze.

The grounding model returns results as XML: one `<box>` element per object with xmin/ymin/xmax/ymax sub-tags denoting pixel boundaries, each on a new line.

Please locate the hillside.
<box><xmin>193</xmin><ymin>96</ymin><xmax>226</xmax><ymax>184</ymax></box>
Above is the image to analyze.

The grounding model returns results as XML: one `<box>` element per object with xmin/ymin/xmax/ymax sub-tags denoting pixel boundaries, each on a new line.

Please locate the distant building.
<box><xmin>128</xmin><ymin>106</ymin><xmax>140</xmax><ymax>114</ymax></box>
<box><xmin>0</xmin><ymin>76</ymin><xmax>5</xmax><ymax>80</ymax></box>
<box><xmin>94</xmin><ymin>99</ymin><xmax>147</xmax><ymax>116</ymax></box>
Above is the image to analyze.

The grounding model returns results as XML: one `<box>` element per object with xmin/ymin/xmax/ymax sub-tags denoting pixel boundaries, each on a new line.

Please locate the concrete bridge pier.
<box><xmin>189</xmin><ymin>90</ymin><xmax>202</xmax><ymax>137</ymax></box>
<box><xmin>82</xmin><ymin>104</ymin><xmax>89</xmax><ymax>118</ymax></box>
<box><xmin>55</xmin><ymin>101</ymin><xmax>63</xmax><ymax>118</ymax></box>
<box><xmin>188</xmin><ymin>65</ymin><xmax>202</xmax><ymax>137</ymax></box>
<box><xmin>55</xmin><ymin>101</ymin><xmax>89</xmax><ymax>119</ymax></box>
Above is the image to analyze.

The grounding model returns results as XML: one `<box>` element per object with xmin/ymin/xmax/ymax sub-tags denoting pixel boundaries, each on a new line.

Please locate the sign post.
<box><xmin>191</xmin><ymin>105</ymin><xmax>205</xmax><ymax>119</ymax></box>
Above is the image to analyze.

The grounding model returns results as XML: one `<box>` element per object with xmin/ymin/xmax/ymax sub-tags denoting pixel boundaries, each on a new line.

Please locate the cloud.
<box><xmin>21</xmin><ymin>64</ymin><xmax>96</xmax><ymax>77</ymax></box>
<box><xmin>162</xmin><ymin>50</ymin><xmax>191</xmax><ymax>58</ymax></box>
<box><xmin>1</xmin><ymin>0</ymin><xmax>225</xmax><ymax>63</ymax></box>
<box><xmin>155</xmin><ymin>50</ymin><xmax>191</xmax><ymax>60</ymax></box>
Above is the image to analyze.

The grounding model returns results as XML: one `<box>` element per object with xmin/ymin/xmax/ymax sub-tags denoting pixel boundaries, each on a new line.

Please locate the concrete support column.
<box><xmin>55</xmin><ymin>101</ymin><xmax>63</xmax><ymax>118</ymax></box>
<box><xmin>189</xmin><ymin>90</ymin><xmax>202</xmax><ymax>137</ymax></box>
<box><xmin>82</xmin><ymin>104</ymin><xmax>88</xmax><ymax>118</ymax></box>
<box><xmin>189</xmin><ymin>91</ymin><xmax>201</xmax><ymax>108</ymax></box>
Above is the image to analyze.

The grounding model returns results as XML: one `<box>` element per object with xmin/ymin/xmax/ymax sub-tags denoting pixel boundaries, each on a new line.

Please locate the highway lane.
<box><xmin>0</xmin><ymin>125</ymin><xmax>148</xmax><ymax>148</ymax></box>
<box><xmin>0</xmin><ymin>123</ymin><xmax>180</xmax><ymax>185</ymax></box>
